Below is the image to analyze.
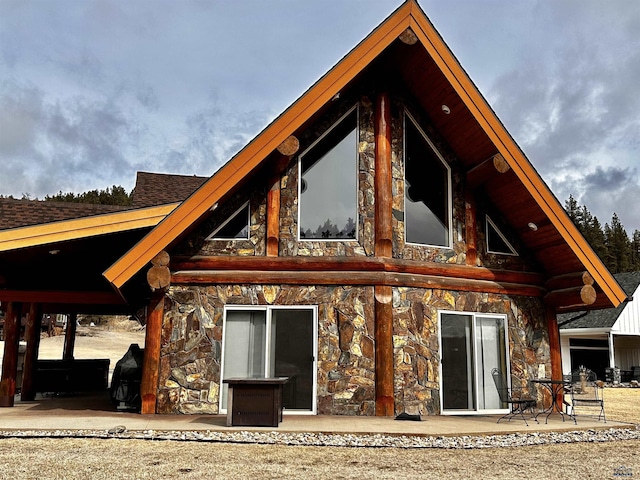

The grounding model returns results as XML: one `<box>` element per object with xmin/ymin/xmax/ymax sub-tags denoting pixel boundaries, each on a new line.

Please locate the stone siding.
<box><xmin>157</xmin><ymin>284</ymin><xmax>548</xmax><ymax>416</ymax></box>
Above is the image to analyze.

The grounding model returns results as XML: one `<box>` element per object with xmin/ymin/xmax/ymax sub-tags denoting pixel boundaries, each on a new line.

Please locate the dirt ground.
<box><xmin>0</xmin><ymin>323</ymin><xmax>639</xmax><ymax>479</ymax></box>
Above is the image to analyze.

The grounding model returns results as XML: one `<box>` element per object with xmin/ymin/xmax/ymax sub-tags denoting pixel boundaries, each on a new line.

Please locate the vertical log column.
<box><xmin>464</xmin><ymin>189</ymin><xmax>478</xmax><ymax>266</ymax></box>
<box><xmin>0</xmin><ymin>302</ymin><xmax>22</xmax><ymax>407</ymax></box>
<box><xmin>267</xmin><ymin>138</ymin><xmax>298</xmax><ymax>257</ymax></box>
<box><xmin>374</xmin><ymin>91</ymin><xmax>395</xmax><ymax>415</ymax></box>
<box><xmin>545</xmin><ymin>305</ymin><xmax>563</xmax><ymax>406</ymax></box>
<box><xmin>140</xmin><ymin>291</ymin><xmax>165</xmax><ymax>414</ymax></box>
<box><xmin>63</xmin><ymin>312</ymin><xmax>77</xmax><ymax>361</ymax></box>
<box><xmin>21</xmin><ymin>303</ymin><xmax>42</xmax><ymax>401</ymax></box>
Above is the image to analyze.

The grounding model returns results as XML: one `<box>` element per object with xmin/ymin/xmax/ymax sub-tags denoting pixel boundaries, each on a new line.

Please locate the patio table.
<box><xmin>531</xmin><ymin>378</ymin><xmax>571</xmax><ymax>424</ymax></box>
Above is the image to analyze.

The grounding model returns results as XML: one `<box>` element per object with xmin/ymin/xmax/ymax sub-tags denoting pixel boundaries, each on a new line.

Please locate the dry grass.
<box><xmin>0</xmin><ymin>387</ymin><xmax>638</xmax><ymax>479</ymax></box>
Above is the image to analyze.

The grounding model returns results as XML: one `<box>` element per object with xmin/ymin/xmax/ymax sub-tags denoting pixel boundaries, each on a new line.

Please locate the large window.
<box><xmin>298</xmin><ymin>107</ymin><xmax>358</xmax><ymax>240</ymax></box>
<box><xmin>404</xmin><ymin>112</ymin><xmax>451</xmax><ymax>247</ymax></box>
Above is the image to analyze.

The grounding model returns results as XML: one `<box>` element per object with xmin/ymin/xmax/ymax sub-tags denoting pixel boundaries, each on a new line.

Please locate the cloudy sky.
<box><xmin>1</xmin><ymin>0</ymin><xmax>638</xmax><ymax>234</ymax></box>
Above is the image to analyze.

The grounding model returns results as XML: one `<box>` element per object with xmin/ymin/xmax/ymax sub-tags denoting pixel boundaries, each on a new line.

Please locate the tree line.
<box><xmin>565</xmin><ymin>195</ymin><xmax>640</xmax><ymax>273</ymax></box>
<box><xmin>1</xmin><ymin>185</ymin><xmax>132</xmax><ymax>206</ymax></box>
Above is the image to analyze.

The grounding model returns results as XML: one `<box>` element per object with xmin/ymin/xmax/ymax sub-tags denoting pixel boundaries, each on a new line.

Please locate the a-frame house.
<box><xmin>2</xmin><ymin>1</ymin><xmax>628</xmax><ymax>417</ymax></box>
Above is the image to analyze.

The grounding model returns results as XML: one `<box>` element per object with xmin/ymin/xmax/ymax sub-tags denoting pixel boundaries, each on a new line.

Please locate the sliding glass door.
<box><xmin>221</xmin><ymin>306</ymin><xmax>317</xmax><ymax>414</ymax></box>
<box><xmin>439</xmin><ymin>312</ymin><xmax>509</xmax><ymax>414</ymax></box>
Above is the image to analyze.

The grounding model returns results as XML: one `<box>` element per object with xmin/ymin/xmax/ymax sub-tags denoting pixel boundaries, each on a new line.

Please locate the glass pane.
<box><xmin>299</xmin><ymin>109</ymin><xmax>357</xmax><ymax>240</ymax></box>
<box><xmin>475</xmin><ymin>316</ymin><xmax>507</xmax><ymax>410</ymax></box>
<box><xmin>221</xmin><ymin>310</ymin><xmax>266</xmax><ymax>409</ymax></box>
<box><xmin>271</xmin><ymin>309</ymin><xmax>314</xmax><ymax>410</ymax></box>
<box><xmin>210</xmin><ymin>204</ymin><xmax>249</xmax><ymax>239</ymax></box>
<box><xmin>404</xmin><ymin>116</ymin><xmax>449</xmax><ymax>246</ymax></box>
<box><xmin>441</xmin><ymin>313</ymin><xmax>475</xmax><ymax>410</ymax></box>
<box><xmin>487</xmin><ymin>217</ymin><xmax>516</xmax><ymax>255</ymax></box>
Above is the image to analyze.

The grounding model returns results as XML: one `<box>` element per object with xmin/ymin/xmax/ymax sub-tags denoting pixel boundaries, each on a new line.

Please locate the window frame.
<box><xmin>206</xmin><ymin>201</ymin><xmax>250</xmax><ymax>241</ymax></box>
<box><xmin>403</xmin><ymin>110</ymin><xmax>453</xmax><ymax>249</ymax></box>
<box><xmin>486</xmin><ymin>215</ymin><xmax>518</xmax><ymax>256</ymax></box>
<box><xmin>297</xmin><ymin>105</ymin><xmax>359</xmax><ymax>242</ymax></box>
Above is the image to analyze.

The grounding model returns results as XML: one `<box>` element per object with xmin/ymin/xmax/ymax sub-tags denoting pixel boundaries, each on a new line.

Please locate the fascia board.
<box><xmin>104</xmin><ymin>3</ymin><xmax>414</xmax><ymax>289</ymax></box>
<box><xmin>0</xmin><ymin>203</ymin><xmax>177</xmax><ymax>252</ymax></box>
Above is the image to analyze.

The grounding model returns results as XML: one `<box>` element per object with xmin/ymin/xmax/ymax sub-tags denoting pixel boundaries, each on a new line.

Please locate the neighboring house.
<box><xmin>559</xmin><ymin>272</ymin><xmax>640</xmax><ymax>381</ymax></box>
<box><xmin>0</xmin><ymin>1</ymin><xmax>628</xmax><ymax>417</ymax></box>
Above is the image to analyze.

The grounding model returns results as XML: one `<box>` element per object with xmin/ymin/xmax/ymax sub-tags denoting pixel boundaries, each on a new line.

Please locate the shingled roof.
<box><xmin>559</xmin><ymin>272</ymin><xmax>640</xmax><ymax>330</ymax></box>
<box><xmin>131</xmin><ymin>172</ymin><xmax>208</xmax><ymax>208</ymax></box>
<box><xmin>0</xmin><ymin>198</ymin><xmax>129</xmax><ymax>230</ymax></box>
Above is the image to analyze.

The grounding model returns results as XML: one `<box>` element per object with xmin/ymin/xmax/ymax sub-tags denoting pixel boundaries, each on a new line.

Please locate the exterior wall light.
<box><xmin>441</xmin><ymin>104</ymin><xmax>451</xmax><ymax>114</ymax></box>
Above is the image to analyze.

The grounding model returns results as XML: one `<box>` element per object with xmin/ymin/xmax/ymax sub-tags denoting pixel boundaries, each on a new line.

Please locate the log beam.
<box><xmin>374</xmin><ymin>91</ymin><xmax>393</xmax><ymax>258</ymax></box>
<box><xmin>544</xmin><ymin>285</ymin><xmax>597</xmax><ymax>308</ymax></box>
<box><xmin>172</xmin><ymin>270</ymin><xmax>545</xmax><ymax>297</ymax></box>
<box><xmin>375</xmin><ymin>285</ymin><xmax>394</xmax><ymax>415</ymax></box>
<box><xmin>171</xmin><ymin>255</ymin><xmax>546</xmax><ymax>286</ymax></box>
<box><xmin>63</xmin><ymin>312</ymin><xmax>77</xmax><ymax>361</ymax></box>
<box><xmin>147</xmin><ymin>251</ymin><xmax>171</xmax><ymax>291</ymax></box>
<box><xmin>21</xmin><ymin>303</ymin><xmax>42</xmax><ymax>401</ymax></box>
<box><xmin>0</xmin><ymin>290</ymin><xmax>126</xmax><ymax>305</ymax></box>
<box><xmin>276</xmin><ymin>135</ymin><xmax>300</xmax><ymax>157</ymax></box>
<box><xmin>398</xmin><ymin>28</ymin><xmax>418</xmax><ymax>45</ymax></box>
<box><xmin>140</xmin><ymin>291</ymin><xmax>164</xmax><ymax>414</ymax></box>
<box><xmin>0</xmin><ymin>302</ymin><xmax>21</xmax><ymax>407</ymax></box>
<box><xmin>466</xmin><ymin>153</ymin><xmax>510</xmax><ymax>189</ymax></box>
<box><xmin>545</xmin><ymin>271</ymin><xmax>594</xmax><ymax>291</ymax></box>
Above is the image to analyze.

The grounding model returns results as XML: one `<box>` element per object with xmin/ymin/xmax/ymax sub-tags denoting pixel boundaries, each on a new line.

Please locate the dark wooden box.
<box><xmin>224</xmin><ymin>377</ymin><xmax>288</xmax><ymax>427</ymax></box>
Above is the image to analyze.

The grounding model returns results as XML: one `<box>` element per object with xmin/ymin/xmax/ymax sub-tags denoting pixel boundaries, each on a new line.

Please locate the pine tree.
<box><xmin>604</xmin><ymin>213</ymin><xmax>631</xmax><ymax>274</ymax></box>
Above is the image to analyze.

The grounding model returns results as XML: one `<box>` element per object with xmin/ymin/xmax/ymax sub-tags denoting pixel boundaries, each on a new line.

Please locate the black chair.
<box><xmin>491</xmin><ymin>368</ymin><xmax>538</xmax><ymax>426</ymax></box>
<box><xmin>566</xmin><ymin>367</ymin><xmax>606</xmax><ymax>423</ymax></box>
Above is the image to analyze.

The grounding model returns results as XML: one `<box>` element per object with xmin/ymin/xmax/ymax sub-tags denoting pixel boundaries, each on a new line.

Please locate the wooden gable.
<box><xmin>104</xmin><ymin>0</ymin><xmax>626</xmax><ymax>311</ymax></box>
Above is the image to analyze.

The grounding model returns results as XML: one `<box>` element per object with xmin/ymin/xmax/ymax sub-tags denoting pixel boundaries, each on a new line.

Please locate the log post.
<box><xmin>21</xmin><ymin>302</ymin><xmax>42</xmax><ymax>401</ymax></box>
<box><xmin>467</xmin><ymin>153</ymin><xmax>510</xmax><ymax>189</ymax></box>
<box><xmin>266</xmin><ymin>155</ymin><xmax>292</xmax><ymax>257</ymax></box>
<box><xmin>374</xmin><ymin>91</ymin><xmax>393</xmax><ymax>258</ymax></box>
<box><xmin>464</xmin><ymin>189</ymin><xmax>478</xmax><ymax>266</ymax></box>
<box><xmin>62</xmin><ymin>312</ymin><xmax>77</xmax><ymax>361</ymax></box>
<box><xmin>140</xmin><ymin>290</ymin><xmax>165</xmax><ymax>414</ymax></box>
<box><xmin>0</xmin><ymin>302</ymin><xmax>22</xmax><ymax>407</ymax></box>
<box><xmin>545</xmin><ymin>306</ymin><xmax>563</xmax><ymax>406</ymax></box>
<box><xmin>375</xmin><ymin>285</ymin><xmax>394</xmax><ymax>415</ymax></box>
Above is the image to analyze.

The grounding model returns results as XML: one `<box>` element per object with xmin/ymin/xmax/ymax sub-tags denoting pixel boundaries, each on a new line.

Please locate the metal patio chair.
<box><xmin>565</xmin><ymin>367</ymin><xmax>606</xmax><ymax>423</ymax></box>
<box><xmin>491</xmin><ymin>368</ymin><xmax>538</xmax><ymax>426</ymax></box>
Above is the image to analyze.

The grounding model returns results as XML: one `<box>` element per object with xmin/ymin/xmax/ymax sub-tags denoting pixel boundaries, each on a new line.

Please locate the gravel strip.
<box><xmin>1</xmin><ymin>426</ymin><xmax>639</xmax><ymax>449</ymax></box>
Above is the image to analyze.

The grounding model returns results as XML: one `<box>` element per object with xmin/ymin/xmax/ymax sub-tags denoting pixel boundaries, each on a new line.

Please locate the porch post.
<box><xmin>140</xmin><ymin>291</ymin><xmax>164</xmax><ymax>414</ymax></box>
<box><xmin>62</xmin><ymin>311</ymin><xmax>77</xmax><ymax>361</ymax></box>
<box><xmin>0</xmin><ymin>301</ymin><xmax>22</xmax><ymax>407</ymax></box>
<box><xmin>545</xmin><ymin>306</ymin><xmax>563</xmax><ymax>407</ymax></box>
<box><xmin>21</xmin><ymin>302</ymin><xmax>42</xmax><ymax>401</ymax></box>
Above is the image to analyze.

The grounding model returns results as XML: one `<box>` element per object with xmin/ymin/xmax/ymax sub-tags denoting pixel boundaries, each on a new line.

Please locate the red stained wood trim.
<box><xmin>63</xmin><ymin>312</ymin><xmax>77</xmax><ymax>361</ymax></box>
<box><xmin>544</xmin><ymin>285</ymin><xmax>597</xmax><ymax>308</ymax></box>
<box><xmin>172</xmin><ymin>270</ymin><xmax>544</xmax><ymax>297</ymax></box>
<box><xmin>374</xmin><ymin>91</ymin><xmax>393</xmax><ymax>258</ymax></box>
<box><xmin>375</xmin><ymin>285</ymin><xmax>394</xmax><ymax>416</ymax></box>
<box><xmin>171</xmin><ymin>255</ymin><xmax>545</xmax><ymax>286</ymax></box>
<box><xmin>0</xmin><ymin>302</ymin><xmax>21</xmax><ymax>407</ymax></box>
<box><xmin>21</xmin><ymin>303</ymin><xmax>42</xmax><ymax>402</ymax></box>
<box><xmin>466</xmin><ymin>153</ymin><xmax>510</xmax><ymax>189</ymax></box>
<box><xmin>141</xmin><ymin>291</ymin><xmax>164</xmax><ymax>415</ymax></box>
<box><xmin>545</xmin><ymin>271</ymin><xmax>594</xmax><ymax>290</ymax></box>
<box><xmin>464</xmin><ymin>189</ymin><xmax>478</xmax><ymax>266</ymax></box>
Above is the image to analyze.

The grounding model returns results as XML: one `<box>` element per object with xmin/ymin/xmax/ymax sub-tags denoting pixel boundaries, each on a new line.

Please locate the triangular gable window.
<box><xmin>486</xmin><ymin>215</ymin><xmax>517</xmax><ymax>255</ymax></box>
<box><xmin>207</xmin><ymin>202</ymin><xmax>250</xmax><ymax>240</ymax></box>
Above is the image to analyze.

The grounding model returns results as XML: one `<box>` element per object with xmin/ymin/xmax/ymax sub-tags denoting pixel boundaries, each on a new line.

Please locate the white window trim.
<box><xmin>297</xmin><ymin>105</ymin><xmax>359</xmax><ymax>243</ymax></box>
<box><xmin>437</xmin><ymin>310</ymin><xmax>511</xmax><ymax>416</ymax></box>
<box><xmin>403</xmin><ymin>110</ymin><xmax>453</xmax><ymax>249</ymax></box>
<box><xmin>220</xmin><ymin>305</ymin><xmax>318</xmax><ymax>415</ymax></box>
<box><xmin>486</xmin><ymin>215</ymin><xmax>518</xmax><ymax>256</ymax></box>
<box><xmin>206</xmin><ymin>201</ymin><xmax>250</xmax><ymax>241</ymax></box>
